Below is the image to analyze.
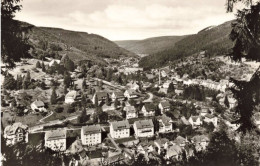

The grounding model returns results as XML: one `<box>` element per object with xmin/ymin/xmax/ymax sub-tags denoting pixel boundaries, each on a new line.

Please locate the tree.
<box><xmin>154</xmin><ymin>105</ymin><xmax>161</xmax><ymax>116</ymax></box>
<box><xmin>54</xmin><ymin>106</ymin><xmax>63</xmax><ymax>113</ymax></box>
<box><xmin>167</xmin><ymin>82</ymin><xmax>175</xmax><ymax>94</ymax></box>
<box><xmin>41</xmin><ymin>62</ymin><xmax>46</xmax><ymax>72</ymax></box>
<box><xmin>50</xmin><ymin>88</ymin><xmax>58</xmax><ymax>104</ymax></box>
<box><xmin>224</xmin><ymin>95</ymin><xmax>230</xmax><ymax>108</ymax></box>
<box><xmin>94</xmin><ymin>94</ymin><xmax>98</xmax><ymax>107</ymax></box>
<box><xmin>1</xmin><ymin>0</ymin><xmax>32</xmax><ymax>69</ymax></box>
<box><xmin>3</xmin><ymin>73</ymin><xmax>16</xmax><ymax>90</ymax></box>
<box><xmin>64</xmin><ymin>85</ymin><xmax>68</xmax><ymax>95</ymax></box>
<box><xmin>81</xmin><ymin>94</ymin><xmax>86</xmax><ymax>107</ymax></box>
<box><xmin>36</xmin><ymin>61</ymin><xmax>41</xmax><ymax>68</ymax></box>
<box><xmin>66</xmin><ymin>105</ymin><xmax>75</xmax><ymax>113</ymax></box>
<box><xmin>64</xmin><ymin>74</ymin><xmax>71</xmax><ymax>88</ymax></box>
<box><xmin>226</xmin><ymin>0</ymin><xmax>260</xmax><ymax>132</ymax></box>
<box><xmin>77</xmin><ymin>108</ymin><xmax>89</xmax><ymax>123</ymax></box>
<box><xmin>153</xmin><ymin>117</ymin><xmax>160</xmax><ymax>132</ymax></box>
<box><xmin>82</xmin><ymin>79</ymin><xmax>87</xmax><ymax>91</ymax></box>
<box><xmin>114</xmin><ymin>98</ymin><xmax>119</xmax><ymax>109</ymax></box>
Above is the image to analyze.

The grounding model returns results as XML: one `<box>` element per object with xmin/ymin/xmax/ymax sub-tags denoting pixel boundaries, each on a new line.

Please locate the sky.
<box><xmin>15</xmin><ymin>0</ymin><xmax>236</xmax><ymax>41</ymax></box>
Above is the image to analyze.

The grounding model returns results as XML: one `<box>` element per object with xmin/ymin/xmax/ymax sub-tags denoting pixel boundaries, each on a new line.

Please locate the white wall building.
<box><xmin>81</xmin><ymin>124</ymin><xmax>102</xmax><ymax>146</ymax></box>
<box><xmin>110</xmin><ymin>120</ymin><xmax>130</xmax><ymax>139</ymax></box>
<box><xmin>45</xmin><ymin>129</ymin><xmax>66</xmax><ymax>151</ymax></box>
<box><xmin>133</xmin><ymin>119</ymin><xmax>154</xmax><ymax>138</ymax></box>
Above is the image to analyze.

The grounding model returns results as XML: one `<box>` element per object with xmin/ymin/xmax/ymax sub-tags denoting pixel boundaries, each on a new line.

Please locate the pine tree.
<box><xmin>64</xmin><ymin>74</ymin><xmax>71</xmax><ymax>88</ymax></box>
<box><xmin>94</xmin><ymin>94</ymin><xmax>98</xmax><ymax>107</ymax></box>
<box><xmin>50</xmin><ymin>88</ymin><xmax>58</xmax><ymax>104</ymax></box>
<box><xmin>81</xmin><ymin>94</ymin><xmax>86</xmax><ymax>107</ymax></box>
<box><xmin>114</xmin><ymin>98</ymin><xmax>119</xmax><ymax>109</ymax></box>
<box><xmin>167</xmin><ymin>82</ymin><xmax>175</xmax><ymax>94</ymax></box>
<box><xmin>224</xmin><ymin>96</ymin><xmax>230</xmax><ymax>108</ymax></box>
<box><xmin>36</xmin><ymin>61</ymin><xmax>41</xmax><ymax>68</ymax></box>
<box><xmin>41</xmin><ymin>62</ymin><xmax>46</xmax><ymax>72</ymax></box>
<box><xmin>64</xmin><ymin>85</ymin><xmax>68</xmax><ymax>95</ymax></box>
<box><xmin>82</xmin><ymin>79</ymin><xmax>86</xmax><ymax>91</ymax></box>
<box><xmin>3</xmin><ymin>73</ymin><xmax>16</xmax><ymax>90</ymax></box>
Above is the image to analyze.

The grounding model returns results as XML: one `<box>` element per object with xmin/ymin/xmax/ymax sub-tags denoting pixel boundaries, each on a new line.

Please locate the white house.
<box><xmin>49</xmin><ymin>59</ymin><xmax>61</xmax><ymax>67</ymax></box>
<box><xmin>92</xmin><ymin>91</ymin><xmax>109</xmax><ymax>105</ymax></box>
<box><xmin>111</xmin><ymin>91</ymin><xmax>125</xmax><ymax>101</ymax></box>
<box><xmin>253</xmin><ymin>112</ymin><xmax>260</xmax><ymax>130</ymax></box>
<box><xmin>191</xmin><ymin>135</ymin><xmax>209</xmax><ymax>151</ymax></box>
<box><xmin>171</xmin><ymin>136</ymin><xmax>187</xmax><ymax>148</ymax></box>
<box><xmin>157</xmin><ymin>115</ymin><xmax>173</xmax><ymax>133</ymax></box>
<box><xmin>4</xmin><ymin>122</ymin><xmax>28</xmax><ymax>145</ymax></box>
<box><xmin>110</xmin><ymin>120</ymin><xmax>130</xmax><ymax>139</ymax></box>
<box><xmin>158</xmin><ymin>101</ymin><xmax>171</xmax><ymax>114</ymax></box>
<box><xmin>204</xmin><ymin>114</ymin><xmax>218</xmax><ymax>127</ymax></box>
<box><xmin>31</xmin><ymin>100</ymin><xmax>47</xmax><ymax>112</ymax></box>
<box><xmin>166</xmin><ymin>145</ymin><xmax>182</xmax><ymax>160</ymax></box>
<box><xmin>124</xmin><ymin>106</ymin><xmax>138</xmax><ymax>119</ymax></box>
<box><xmin>127</xmin><ymin>81</ymin><xmax>140</xmax><ymax>91</ymax></box>
<box><xmin>124</xmin><ymin>89</ymin><xmax>139</xmax><ymax>99</ymax></box>
<box><xmin>65</xmin><ymin>90</ymin><xmax>79</xmax><ymax>104</ymax></box>
<box><xmin>45</xmin><ymin>129</ymin><xmax>66</xmax><ymax>151</ymax></box>
<box><xmin>81</xmin><ymin>124</ymin><xmax>102</xmax><ymax>146</ymax></box>
<box><xmin>188</xmin><ymin>116</ymin><xmax>202</xmax><ymax>128</ymax></box>
<box><xmin>154</xmin><ymin>138</ymin><xmax>169</xmax><ymax>154</ymax></box>
<box><xmin>133</xmin><ymin>119</ymin><xmax>154</xmax><ymax>138</ymax></box>
<box><xmin>141</xmin><ymin>104</ymin><xmax>155</xmax><ymax>117</ymax></box>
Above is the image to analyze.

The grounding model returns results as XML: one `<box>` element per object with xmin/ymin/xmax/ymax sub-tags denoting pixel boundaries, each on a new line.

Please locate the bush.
<box><xmin>55</xmin><ymin>106</ymin><xmax>63</xmax><ymax>113</ymax></box>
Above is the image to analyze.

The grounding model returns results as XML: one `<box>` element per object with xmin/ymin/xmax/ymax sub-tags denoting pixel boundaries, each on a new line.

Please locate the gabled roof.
<box><xmin>158</xmin><ymin>115</ymin><xmax>172</xmax><ymax>126</ymax></box>
<box><xmin>65</xmin><ymin>90</ymin><xmax>78</xmax><ymax>99</ymax></box>
<box><xmin>134</xmin><ymin>119</ymin><xmax>154</xmax><ymax>129</ymax></box>
<box><xmin>143</xmin><ymin>103</ymin><xmax>155</xmax><ymax>112</ymax></box>
<box><xmin>45</xmin><ymin>129</ymin><xmax>66</xmax><ymax>141</ymax></box>
<box><xmin>173</xmin><ymin>136</ymin><xmax>186</xmax><ymax>145</ymax></box>
<box><xmin>111</xmin><ymin>120</ymin><xmax>130</xmax><ymax>130</ymax></box>
<box><xmin>192</xmin><ymin>135</ymin><xmax>209</xmax><ymax>143</ymax></box>
<box><xmin>113</xmin><ymin>91</ymin><xmax>124</xmax><ymax>98</ymax></box>
<box><xmin>154</xmin><ymin>138</ymin><xmax>169</xmax><ymax>147</ymax></box>
<box><xmin>4</xmin><ymin>122</ymin><xmax>28</xmax><ymax>136</ymax></box>
<box><xmin>160</xmin><ymin>101</ymin><xmax>170</xmax><ymax>108</ymax></box>
<box><xmin>82</xmin><ymin>124</ymin><xmax>101</xmax><ymax>135</ymax></box>
<box><xmin>205</xmin><ymin>114</ymin><xmax>215</xmax><ymax>119</ymax></box>
<box><xmin>124</xmin><ymin>106</ymin><xmax>136</xmax><ymax>113</ymax></box>
<box><xmin>32</xmin><ymin>100</ymin><xmax>44</xmax><ymax>107</ymax></box>
<box><xmin>167</xmin><ymin>145</ymin><xmax>182</xmax><ymax>157</ymax></box>
<box><xmin>96</xmin><ymin>91</ymin><xmax>108</xmax><ymax>99</ymax></box>
<box><xmin>190</xmin><ymin>116</ymin><xmax>200</xmax><ymax>122</ymax></box>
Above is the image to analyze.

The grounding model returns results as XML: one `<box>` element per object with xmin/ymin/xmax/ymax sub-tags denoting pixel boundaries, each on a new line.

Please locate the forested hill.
<box><xmin>114</xmin><ymin>35</ymin><xmax>187</xmax><ymax>55</ymax></box>
<box><xmin>22</xmin><ymin>22</ymin><xmax>137</xmax><ymax>65</ymax></box>
<box><xmin>139</xmin><ymin>20</ymin><xmax>234</xmax><ymax>69</ymax></box>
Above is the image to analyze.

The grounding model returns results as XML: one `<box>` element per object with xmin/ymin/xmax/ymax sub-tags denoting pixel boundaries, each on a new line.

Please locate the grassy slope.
<box><xmin>139</xmin><ymin>20</ymin><xmax>234</xmax><ymax>69</ymax></box>
<box><xmin>115</xmin><ymin>35</ymin><xmax>187</xmax><ymax>55</ymax></box>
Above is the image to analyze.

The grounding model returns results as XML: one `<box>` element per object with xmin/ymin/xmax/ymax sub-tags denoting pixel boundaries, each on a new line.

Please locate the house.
<box><xmin>92</xmin><ymin>92</ymin><xmax>109</xmax><ymax>105</ymax></box>
<box><xmin>180</xmin><ymin>116</ymin><xmax>191</xmax><ymax>126</ymax></box>
<box><xmin>158</xmin><ymin>101</ymin><xmax>171</xmax><ymax>114</ymax></box>
<box><xmin>124</xmin><ymin>106</ymin><xmax>138</xmax><ymax>119</ymax></box>
<box><xmin>45</xmin><ymin>129</ymin><xmax>67</xmax><ymax>151</ymax></box>
<box><xmin>137</xmin><ymin>141</ymin><xmax>155</xmax><ymax>154</ymax></box>
<box><xmin>49</xmin><ymin>59</ymin><xmax>61</xmax><ymax>67</ymax></box>
<box><xmin>81</xmin><ymin>124</ymin><xmax>102</xmax><ymax>146</ymax></box>
<box><xmin>111</xmin><ymin>91</ymin><xmax>125</xmax><ymax>101</ymax></box>
<box><xmin>188</xmin><ymin>116</ymin><xmax>202</xmax><ymax>128</ymax></box>
<box><xmin>171</xmin><ymin>136</ymin><xmax>187</xmax><ymax>148</ymax></box>
<box><xmin>127</xmin><ymin>81</ymin><xmax>140</xmax><ymax>91</ymax></box>
<box><xmin>200</xmin><ymin>107</ymin><xmax>209</xmax><ymax>116</ymax></box>
<box><xmin>133</xmin><ymin>119</ymin><xmax>154</xmax><ymax>138</ymax></box>
<box><xmin>175</xmin><ymin>88</ymin><xmax>184</xmax><ymax>95</ymax></box>
<box><xmin>4</xmin><ymin>122</ymin><xmax>28</xmax><ymax>145</ymax></box>
<box><xmin>141</xmin><ymin>103</ymin><xmax>155</xmax><ymax>117</ymax></box>
<box><xmin>166</xmin><ymin>145</ymin><xmax>182</xmax><ymax>160</ymax></box>
<box><xmin>157</xmin><ymin>115</ymin><xmax>173</xmax><ymax>133</ymax></box>
<box><xmin>204</xmin><ymin>114</ymin><xmax>218</xmax><ymax>127</ymax></box>
<box><xmin>191</xmin><ymin>135</ymin><xmax>209</xmax><ymax>151</ymax></box>
<box><xmin>31</xmin><ymin>100</ymin><xmax>47</xmax><ymax>112</ymax></box>
<box><xmin>154</xmin><ymin>138</ymin><xmax>169</xmax><ymax>154</ymax></box>
<box><xmin>110</xmin><ymin>120</ymin><xmax>130</xmax><ymax>139</ymax></box>
<box><xmin>124</xmin><ymin>89</ymin><xmax>139</xmax><ymax>99</ymax></box>
<box><xmin>65</xmin><ymin>90</ymin><xmax>79</xmax><ymax>104</ymax></box>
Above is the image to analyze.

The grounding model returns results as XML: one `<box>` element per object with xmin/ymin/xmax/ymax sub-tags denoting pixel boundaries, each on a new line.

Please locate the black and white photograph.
<box><xmin>1</xmin><ymin>0</ymin><xmax>260</xmax><ymax>165</ymax></box>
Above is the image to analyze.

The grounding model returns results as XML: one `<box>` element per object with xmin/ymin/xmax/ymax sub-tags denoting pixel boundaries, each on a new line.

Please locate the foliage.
<box><xmin>1</xmin><ymin>0</ymin><xmax>32</xmax><ymax>68</ymax></box>
<box><xmin>3</xmin><ymin>73</ymin><xmax>17</xmax><ymax>90</ymax></box>
<box><xmin>224</xmin><ymin>95</ymin><xmax>230</xmax><ymax>108</ymax></box>
<box><xmin>54</xmin><ymin>106</ymin><xmax>63</xmax><ymax>113</ymax></box>
<box><xmin>36</xmin><ymin>61</ymin><xmax>41</xmax><ymax>68</ymax></box>
<box><xmin>50</xmin><ymin>89</ymin><xmax>58</xmax><ymax>104</ymax></box>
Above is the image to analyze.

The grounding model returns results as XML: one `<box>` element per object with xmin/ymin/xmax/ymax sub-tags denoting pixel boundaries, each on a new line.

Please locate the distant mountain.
<box><xmin>22</xmin><ymin>22</ymin><xmax>137</xmax><ymax>65</ymax></box>
<box><xmin>139</xmin><ymin>20</ymin><xmax>234</xmax><ymax>69</ymax></box>
<box><xmin>115</xmin><ymin>36</ymin><xmax>187</xmax><ymax>55</ymax></box>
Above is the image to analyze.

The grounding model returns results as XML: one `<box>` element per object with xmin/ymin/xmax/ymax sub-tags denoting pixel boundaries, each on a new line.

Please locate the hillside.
<box><xmin>139</xmin><ymin>20</ymin><xmax>234</xmax><ymax>69</ymax></box>
<box><xmin>23</xmin><ymin>22</ymin><xmax>137</xmax><ymax>65</ymax></box>
<box><xmin>115</xmin><ymin>36</ymin><xmax>186</xmax><ymax>55</ymax></box>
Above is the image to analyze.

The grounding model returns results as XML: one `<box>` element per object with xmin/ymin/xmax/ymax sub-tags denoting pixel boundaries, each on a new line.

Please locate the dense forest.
<box><xmin>139</xmin><ymin>20</ymin><xmax>233</xmax><ymax>70</ymax></box>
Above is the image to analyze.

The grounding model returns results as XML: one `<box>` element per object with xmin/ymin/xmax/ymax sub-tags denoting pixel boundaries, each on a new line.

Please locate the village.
<box><xmin>2</xmin><ymin>49</ymin><xmax>260</xmax><ymax>166</ymax></box>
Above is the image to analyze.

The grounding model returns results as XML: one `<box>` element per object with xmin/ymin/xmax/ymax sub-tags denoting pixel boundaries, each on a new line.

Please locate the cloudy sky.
<box><xmin>15</xmin><ymin>0</ymin><xmax>236</xmax><ymax>40</ymax></box>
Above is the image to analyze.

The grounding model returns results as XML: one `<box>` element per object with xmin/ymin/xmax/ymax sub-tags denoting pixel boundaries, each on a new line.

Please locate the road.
<box><xmin>143</xmin><ymin>92</ymin><xmax>153</xmax><ymax>103</ymax></box>
<box><xmin>93</xmin><ymin>78</ymin><xmax>126</xmax><ymax>90</ymax></box>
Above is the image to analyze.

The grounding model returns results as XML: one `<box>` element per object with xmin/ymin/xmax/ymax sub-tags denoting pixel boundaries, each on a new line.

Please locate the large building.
<box><xmin>4</xmin><ymin>122</ymin><xmax>28</xmax><ymax>145</ymax></box>
<box><xmin>45</xmin><ymin>129</ymin><xmax>67</xmax><ymax>151</ymax></box>
<box><xmin>81</xmin><ymin>124</ymin><xmax>102</xmax><ymax>146</ymax></box>
<box><xmin>133</xmin><ymin>119</ymin><xmax>154</xmax><ymax>138</ymax></box>
<box><xmin>141</xmin><ymin>104</ymin><xmax>155</xmax><ymax>117</ymax></box>
<box><xmin>110</xmin><ymin>120</ymin><xmax>130</xmax><ymax>139</ymax></box>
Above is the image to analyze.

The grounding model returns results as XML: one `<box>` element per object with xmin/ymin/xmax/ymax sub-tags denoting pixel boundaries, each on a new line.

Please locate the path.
<box><xmin>39</xmin><ymin>111</ymin><xmax>54</xmax><ymax>123</ymax></box>
<box><xmin>143</xmin><ymin>92</ymin><xmax>153</xmax><ymax>103</ymax></box>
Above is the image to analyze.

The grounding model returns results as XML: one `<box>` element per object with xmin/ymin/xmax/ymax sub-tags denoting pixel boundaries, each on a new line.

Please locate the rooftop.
<box><xmin>134</xmin><ymin>119</ymin><xmax>154</xmax><ymax>129</ymax></box>
<box><xmin>82</xmin><ymin>124</ymin><xmax>101</xmax><ymax>135</ymax></box>
<box><xmin>111</xmin><ymin>120</ymin><xmax>130</xmax><ymax>130</ymax></box>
